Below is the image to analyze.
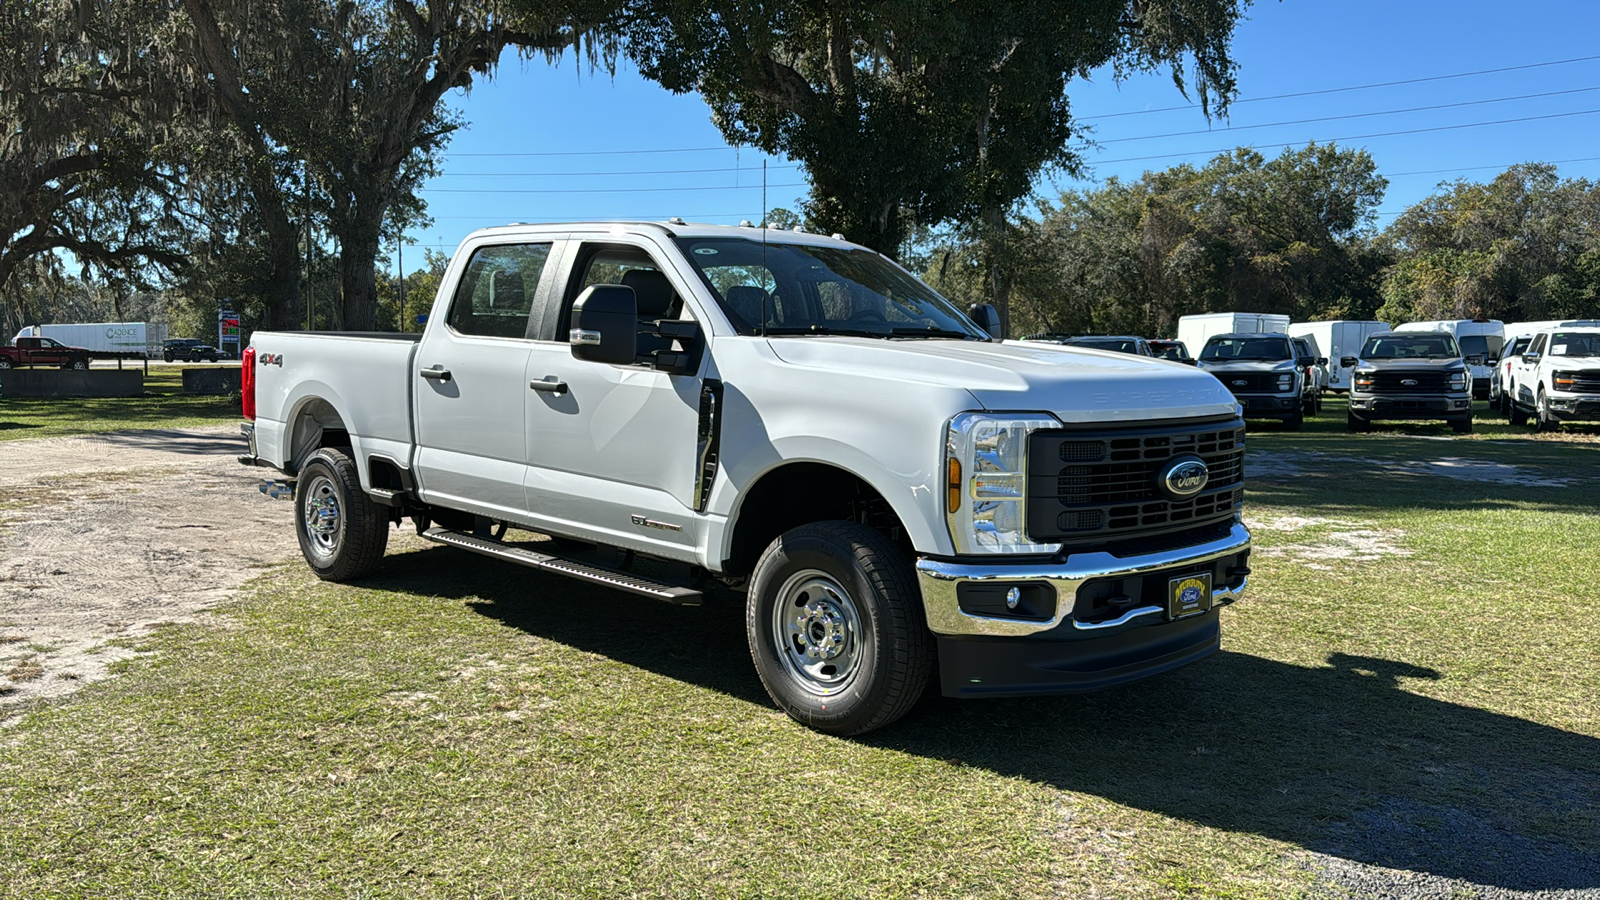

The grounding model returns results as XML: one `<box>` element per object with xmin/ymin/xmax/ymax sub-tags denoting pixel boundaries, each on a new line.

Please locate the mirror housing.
<box><xmin>1522</xmin><ymin>350</ymin><xmax>1541</xmax><ymax>364</ymax></box>
<box><xmin>967</xmin><ymin>303</ymin><xmax>1003</xmax><ymax>339</ymax></box>
<box><xmin>1339</xmin><ymin>356</ymin><xmax>1358</xmax><ymax>368</ymax></box>
<box><xmin>570</xmin><ymin>285</ymin><xmax>638</xmax><ymax>365</ymax></box>
<box><xmin>1486</xmin><ymin>356</ymin><xmax>1499</xmax><ymax>365</ymax></box>
<box><xmin>1464</xmin><ymin>353</ymin><xmax>1486</xmax><ymax>366</ymax></box>
<box><xmin>1317</xmin><ymin>356</ymin><xmax>1328</xmax><ymax>365</ymax></box>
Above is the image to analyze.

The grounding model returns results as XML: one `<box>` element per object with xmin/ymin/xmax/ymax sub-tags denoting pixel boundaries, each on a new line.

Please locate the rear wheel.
<box><xmin>0</xmin><ymin>357</ymin><xmax>11</xmax><ymax>370</ymax></box>
<box><xmin>1508</xmin><ymin>396</ymin><xmax>1528</xmax><ymax>426</ymax></box>
<box><xmin>295</xmin><ymin>448</ymin><xmax>389</xmax><ymax>581</ymax></box>
<box><xmin>64</xmin><ymin>358</ymin><xmax>88</xmax><ymax>370</ymax></box>
<box><xmin>747</xmin><ymin>521</ymin><xmax>932</xmax><ymax>736</ymax></box>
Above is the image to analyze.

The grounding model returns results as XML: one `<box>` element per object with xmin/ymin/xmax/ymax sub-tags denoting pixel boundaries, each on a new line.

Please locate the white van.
<box><xmin>1176</xmin><ymin>313</ymin><xmax>1291</xmax><ymax>360</ymax></box>
<box><xmin>1290</xmin><ymin>320</ymin><xmax>1390</xmax><ymax>391</ymax></box>
<box><xmin>1394</xmin><ymin>319</ymin><xmax>1504</xmax><ymax>398</ymax></box>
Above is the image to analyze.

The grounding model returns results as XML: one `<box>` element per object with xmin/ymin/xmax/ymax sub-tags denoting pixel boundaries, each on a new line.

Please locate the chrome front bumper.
<box><xmin>915</xmin><ymin>523</ymin><xmax>1251</xmax><ymax>637</ymax></box>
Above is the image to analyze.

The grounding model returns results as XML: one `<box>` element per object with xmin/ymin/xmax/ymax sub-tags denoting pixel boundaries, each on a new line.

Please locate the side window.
<box><xmin>561</xmin><ymin>243</ymin><xmax>689</xmax><ymax>342</ymax></box>
<box><xmin>1528</xmin><ymin>334</ymin><xmax>1547</xmax><ymax>356</ymax></box>
<box><xmin>447</xmin><ymin>243</ymin><xmax>551</xmax><ymax>339</ymax></box>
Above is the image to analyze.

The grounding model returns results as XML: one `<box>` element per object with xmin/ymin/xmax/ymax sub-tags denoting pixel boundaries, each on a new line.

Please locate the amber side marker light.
<box><xmin>947</xmin><ymin>457</ymin><xmax>962</xmax><ymax>513</ymax></box>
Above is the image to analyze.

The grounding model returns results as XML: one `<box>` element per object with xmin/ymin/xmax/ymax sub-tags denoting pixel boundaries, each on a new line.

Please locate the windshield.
<box><xmin>1361</xmin><ymin>333</ymin><xmax>1461</xmax><ymax>359</ymax></box>
<box><xmin>1458</xmin><ymin>334</ymin><xmax>1503</xmax><ymax>358</ymax></box>
<box><xmin>1548</xmin><ymin>332</ymin><xmax>1600</xmax><ymax>357</ymax></box>
<box><xmin>674</xmin><ymin>238</ymin><xmax>988</xmax><ymax>340</ymax></box>
<box><xmin>1199</xmin><ymin>336</ymin><xmax>1293</xmax><ymax>362</ymax></box>
<box><xmin>1066</xmin><ymin>338</ymin><xmax>1138</xmax><ymax>354</ymax></box>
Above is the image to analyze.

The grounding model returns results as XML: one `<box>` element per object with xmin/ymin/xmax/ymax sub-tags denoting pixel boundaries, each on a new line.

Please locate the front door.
<box><xmin>412</xmin><ymin>240</ymin><xmax>557</xmax><ymax>521</ymax></box>
<box><xmin>521</xmin><ymin>239</ymin><xmax>706</xmax><ymax>559</ymax></box>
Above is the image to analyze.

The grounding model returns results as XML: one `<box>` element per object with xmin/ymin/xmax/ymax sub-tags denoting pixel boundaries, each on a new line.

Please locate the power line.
<box><xmin>420</xmin><ymin>182</ymin><xmax>808</xmax><ymax>195</ymax></box>
<box><xmin>448</xmin><ymin>146</ymin><xmax>737</xmax><ymax>158</ymax></box>
<box><xmin>1078</xmin><ymin>54</ymin><xmax>1600</xmax><ymax>121</ymax></box>
<box><xmin>433</xmin><ymin>164</ymin><xmax>803</xmax><ymax>178</ymax></box>
<box><xmin>1097</xmin><ymin>86</ymin><xmax>1600</xmax><ymax>145</ymax></box>
<box><xmin>1385</xmin><ymin>156</ymin><xmax>1600</xmax><ymax>178</ymax></box>
<box><xmin>1090</xmin><ymin>107</ymin><xmax>1600</xmax><ymax>166</ymax></box>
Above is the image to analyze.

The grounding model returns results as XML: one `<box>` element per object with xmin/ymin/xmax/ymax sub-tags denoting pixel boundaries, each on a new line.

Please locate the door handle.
<box><xmin>420</xmin><ymin>365</ymin><xmax>452</xmax><ymax>382</ymax></box>
<box><xmin>529</xmin><ymin>377</ymin><xmax>568</xmax><ymax>395</ymax></box>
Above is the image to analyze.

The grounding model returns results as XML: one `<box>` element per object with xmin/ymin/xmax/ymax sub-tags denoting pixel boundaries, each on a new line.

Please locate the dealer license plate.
<box><xmin>1167</xmin><ymin>572</ymin><xmax>1213</xmax><ymax>620</ymax></box>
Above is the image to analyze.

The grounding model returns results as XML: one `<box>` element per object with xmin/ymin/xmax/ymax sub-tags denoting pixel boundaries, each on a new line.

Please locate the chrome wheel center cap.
<box><xmin>796</xmin><ymin>601</ymin><xmax>848</xmax><ymax>661</ymax></box>
<box><xmin>308</xmin><ymin>497</ymin><xmax>340</xmax><ymax>536</ymax></box>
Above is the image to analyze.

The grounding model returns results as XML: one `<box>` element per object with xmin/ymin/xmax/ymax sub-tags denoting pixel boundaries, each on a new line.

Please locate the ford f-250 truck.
<box><xmin>240</xmin><ymin>222</ymin><xmax>1251</xmax><ymax>734</ymax></box>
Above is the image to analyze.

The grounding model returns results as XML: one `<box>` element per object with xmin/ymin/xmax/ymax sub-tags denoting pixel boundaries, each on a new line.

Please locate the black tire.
<box><xmin>294</xmin><ymin>448</ymin><xmax>389</xmax><ymax>581</ymax></box>
<box><xmin>747</xmin><ymin>521</ymin><xmax>932</xmax><ymax>736</ymax></box>
<box><xmin>1450</xmin><ymin>416</ymin><xmax>1473</xmax><ymax>434</ymax></box>
<box><xmin>1508</xmin><ymin>397</ymin><xmax>1528</xmax><ymax>426</ymax></box>
<box><xmin>1283</xmin><ymin>410</ymin><xmax>1303</xmax><ymax>431</ymax></box>
<box><xmin>163</xmin><ymin>351</ymin><xmax>174</xmax><ymax>362</ymax></box>
<box><xmin>67</xmin><ymin>358</ymin><xmax>88</xmax><ymax>371</ymax></box>
<box><xmin>0</xmin><ymin>357</ymin><xmax>12</xmax><ymax>370</ymax></box>
<box><xmin>1347</xmin><ymin>412</ymin><xmax>1369</xmax><ymax>433</ymax></box>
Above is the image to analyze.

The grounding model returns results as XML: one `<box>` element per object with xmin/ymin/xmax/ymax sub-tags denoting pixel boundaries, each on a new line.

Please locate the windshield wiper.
<box><xmin>762</xmin><ymin>325</ymin><xmax>888</xmax><ymax>338</ymax></box>
<box><xmin>890</xmin><ymin>326</ymin><xmax>979</xmax><ymax>340</ymax></box>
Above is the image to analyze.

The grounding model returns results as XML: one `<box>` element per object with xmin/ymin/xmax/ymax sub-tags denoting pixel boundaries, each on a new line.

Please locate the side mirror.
<box><xmin>1523</xmin><ymin>351</ymin><xmax>1541</xmax><ymax>364</ymax></box>
<box><xmin>1317</xmin><ymin>357</ymin><xmax>1328</xmax><ymax>366</ymax></box>
<box><xmin>1464</xmin><ymin>354</ymin><xmax>1486</xmax><ymax>366</ymax></box>
<box><xmin>1340</xmin><ymin>356</ymin><xmax>1358</xmax><ymax>368</ymax></box>
<box><xmin>1486</xmin><ymin>356</ymin><xmax>1499</xmax><ymax>365</ymax></box>
<box><xmin>570</xmin><ymin>285</ymin><xmax>637</xmax><ymax>365</ymax></box>
<box><xmin>967</xmin><ymin>303</ymin><xmax>1002</xmax><ymax>339</ymax></box>
<box><xmin>1186</xmin><ymin>359</ymin><xmax>1199</xmax><ymax>366</ymax></box>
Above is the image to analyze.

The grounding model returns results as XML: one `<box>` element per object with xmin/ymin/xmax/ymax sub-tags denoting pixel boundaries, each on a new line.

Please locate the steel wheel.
<box><xmin>771</xmin><ymin>569</ymin><xmax>865</xmax><ymax>696</ymax></box>
<box><xmin>299</xmin><ymin>473</ymin><xmax>344</xmax><ymax>564</ymax></box>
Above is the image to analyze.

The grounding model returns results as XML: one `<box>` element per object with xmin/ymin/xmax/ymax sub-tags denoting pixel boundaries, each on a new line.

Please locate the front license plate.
<box><xmin>1168</xmin><ymin>572</ymin><xmax>1213</xmax><ymax>620</ymax></box>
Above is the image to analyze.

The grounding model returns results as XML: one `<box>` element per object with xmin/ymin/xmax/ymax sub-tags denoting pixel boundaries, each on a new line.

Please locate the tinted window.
<box><xmin>1199</xmin><ymin>336</ymin><xmax>1293</xmax><ymax>361</ymax></box>
<box><xmin>448</xmin><ymin>243</ymin><xmax>551</xmax><ymax>338</ymax></box>
<box><xmin>1066</xmin><ymin>338</ymin><xmax>1137</xmax><ymax>354</ymax></box>
<box><xmin>1457</xmin><ymin>334</ymin><xmax>1503</xmax><ymax>358</ymax></box>
<box><xmin>1528</xmin><ymin>334</ymin><xmax>1547</xmax><ymax>355</ymax></box>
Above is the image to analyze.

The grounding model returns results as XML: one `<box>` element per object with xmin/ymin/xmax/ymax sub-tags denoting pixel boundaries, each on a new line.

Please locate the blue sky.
<box><xmin>406</xmin><ymin>0</ymin><xmax>1600</xmax><ymax>261</ymax></box>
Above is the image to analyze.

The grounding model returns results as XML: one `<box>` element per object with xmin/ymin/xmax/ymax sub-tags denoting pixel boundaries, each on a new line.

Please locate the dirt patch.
<box><xmin>0</xmin><ymin>426</ymin><xmax>301</xmax><ymax>719</ymax></box>
<box><xmin>1250</xmin><ymin>515</ymin><xmax>1411</xmax><ymax>570</ymax></box>
<box><xmin>1384</xmin><ymin>456</ymin><xmax>1574</xmax><ymax>488</ymax></box>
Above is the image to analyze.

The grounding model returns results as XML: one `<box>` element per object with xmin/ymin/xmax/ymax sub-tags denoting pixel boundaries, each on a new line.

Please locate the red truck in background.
<box><xmin>0</xmin><ymin>336</ymin><xmax>94</xmax><ymax>370</ymax></box>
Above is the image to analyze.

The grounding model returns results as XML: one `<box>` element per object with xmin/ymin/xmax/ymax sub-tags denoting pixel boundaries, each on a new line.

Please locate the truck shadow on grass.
<box><xmin>370</xmin><ymin>545</ymin><xmax>1600</xmax><ymax>893</ymax></box>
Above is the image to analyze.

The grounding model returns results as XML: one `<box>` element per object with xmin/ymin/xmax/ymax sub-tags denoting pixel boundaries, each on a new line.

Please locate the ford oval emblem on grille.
<box><xmin>1158</xmin><ymin>456</ymin><xmax>1210</xmax><ymax>500</ymax></box>
<box><xmin>1401</xmin><ymin>378</ymin><xmax>1418</xmax><ymax>386</ymax></box>
<box><xmin>1232</xmin><ymin>379</ymin><xmax>1248</xmax><ymax>386</ymax></box>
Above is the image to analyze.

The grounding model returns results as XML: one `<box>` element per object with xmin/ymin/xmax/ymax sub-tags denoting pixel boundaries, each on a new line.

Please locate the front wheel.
<box><xmin>64</xmin><ymin>358</ymin><xmax>88</xmax><ymax>370</ymax></box>
<box><xmin>1347</xmin><ymin>412</ymin><xmax>1370</xmax><ymax>433</ymax></box>
<box><xmin>1283</xmin><ymin>410</ymin><xmax>1303</xmax><ymax>431</ymax></box>
<box><xmin>295</xmin><ymin>448</ymin><xmax>389</xmax><ymax>581</ymax></box>
<box><xmin>1450</xmin><ymin>416</ymin><xmax>1473</xmax><ymax>434</ymax></box>
<box><xmin>1534</xmin><ymin>389</ymin><xmax>1559</xmax><ymax>433</ymax></box>
<box><xmin>747</xmin><ymin>521</ymin><xmax>932</xmax><ymax>736</ymax></box>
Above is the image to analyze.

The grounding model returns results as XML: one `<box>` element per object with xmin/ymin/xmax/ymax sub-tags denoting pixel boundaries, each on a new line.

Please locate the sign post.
<box><xmin>218</xmin><ymin>308</ymin><xmax>240</xmax><ymax>358</ymax></box>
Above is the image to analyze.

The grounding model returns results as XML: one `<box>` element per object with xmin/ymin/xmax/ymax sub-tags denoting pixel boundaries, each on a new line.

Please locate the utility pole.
<box><xmin>304</xmin><ymin>157</ymin><xmax>314</xmax><ymax>331</ymax></box>
<box><xmin>398</xmin><ymin>238</ymin><xmax>405</xmax><ymax>330</ymax></box>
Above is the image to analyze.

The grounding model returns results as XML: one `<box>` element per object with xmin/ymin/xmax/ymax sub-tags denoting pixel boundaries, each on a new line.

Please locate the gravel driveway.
<box><xmin>0</xmin><ymin>425</ymin><xmax>298</xmax><ymax>717</ymax></box>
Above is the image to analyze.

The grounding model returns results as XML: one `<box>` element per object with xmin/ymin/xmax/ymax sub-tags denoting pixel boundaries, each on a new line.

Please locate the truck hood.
<box><xmin>1355</xmin><ymin>358</ymin><xmax>1466</xmax><ymax>371</ymax></box>
<box><xmin>1197</xmin><ymin>359</ymin><xmax>1299</xmax><ymax>374</ymax></box>
<box><xmin>765</xmin><ymin>337</ymin><xmax>1238</xmax><ymax>423</ymax></box>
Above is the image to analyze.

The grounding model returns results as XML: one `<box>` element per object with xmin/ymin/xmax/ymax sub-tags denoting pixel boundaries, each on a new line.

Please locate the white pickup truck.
<box><xmin>239</xmin><ymin>222</ymin><xmax>1251</xmax><ymax>734</ymax></box>
<box><xmin>1506</xmin><ymin>326</ymin><xmax>1600</xmax><ymax>431</ymax></box>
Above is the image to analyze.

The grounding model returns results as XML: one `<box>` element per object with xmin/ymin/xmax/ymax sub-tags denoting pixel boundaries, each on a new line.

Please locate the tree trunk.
<box><xmin>980</xmin><ymin>204</ymin><xmax>1014</xmax><ymax>338</ymax></box>
<box><xmin>336</xmin><ymin>218</ymin><xmax>381</xmax><ymax>332</ymax></box>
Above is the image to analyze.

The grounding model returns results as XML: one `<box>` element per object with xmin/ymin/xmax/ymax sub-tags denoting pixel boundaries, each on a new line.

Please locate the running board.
<box><xmin>419</xmin><ymin>527</ymin><xmax>703</xmax><ymax>606</ymax></box>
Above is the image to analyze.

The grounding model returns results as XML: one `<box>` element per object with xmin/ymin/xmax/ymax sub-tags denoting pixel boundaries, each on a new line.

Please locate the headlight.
<box><xmin>945</xmin><ymin>412</ymin><xmax>1062</xmax><ymax>555</ymax></box>
<box><xmin>1354</xmin><ymin>371</ymin><xmax>1374</xmax><ymax>389</ymax></box>
<box><xmin>1449</xmin><ymin>371</ymin><xmax>1468</xmax><ymax>390</ymax></box>
<box><xmin>1277</xmin><ymin>373</ymin><xmax>1294</xmax><ymax>391</ymax></box>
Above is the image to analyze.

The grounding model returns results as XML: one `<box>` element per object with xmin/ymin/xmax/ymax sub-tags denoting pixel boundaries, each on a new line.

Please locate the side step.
<box><xmin>419</xmin><ymin>527</ymin><xmax>703</xmax><ymax>606</ymax></box>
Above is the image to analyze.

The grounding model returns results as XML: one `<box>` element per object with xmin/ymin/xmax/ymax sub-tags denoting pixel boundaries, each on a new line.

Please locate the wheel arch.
<box><xmin>721</xmin><ymin>460</ymin><xmax>915</xmax><ymax>577</ymax></box>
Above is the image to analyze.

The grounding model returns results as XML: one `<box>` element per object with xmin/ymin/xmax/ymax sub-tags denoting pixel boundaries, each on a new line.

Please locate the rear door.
<box><xmin>1513</xmin><ymin>333</ymin><xmax>1547</xmax><ymax>406</ymax></box>
<box><xmin>412</xmin><ymin>238</ymin><xmax>562</xmax><ymax>521</ymax></box>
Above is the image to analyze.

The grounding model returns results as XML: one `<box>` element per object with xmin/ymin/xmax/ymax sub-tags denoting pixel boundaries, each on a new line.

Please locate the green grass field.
<box><xmin>0</xmin><ymin>366</ymin><xmax>240</xmax><ymax>441</ymax></box>
<box><xmin>1</xmin><ymin>398</ymin><xmax>1597</xmax><ymax>898</ymax></box>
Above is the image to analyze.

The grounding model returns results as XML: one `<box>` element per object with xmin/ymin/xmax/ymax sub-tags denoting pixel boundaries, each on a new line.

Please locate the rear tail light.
<box><xmin>241</xmin><ymin>346</ymin><xmax>256</xmax><ymax>420</ymax></box>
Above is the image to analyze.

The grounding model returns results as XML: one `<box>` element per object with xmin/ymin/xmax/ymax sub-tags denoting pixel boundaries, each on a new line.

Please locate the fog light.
<box><xmin>1005</xmin><ymin>587</ymin><xmax>1021</xmax><ymax>610</ymax></box>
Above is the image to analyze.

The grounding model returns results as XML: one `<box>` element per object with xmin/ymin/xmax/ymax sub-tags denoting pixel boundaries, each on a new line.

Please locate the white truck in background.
<box><xmin>1495</xmin><ymin>319</ymin><xmax>1600</xmax><ymax>410</ymax></box>
<box><xmin>1505</xmin><ymin>326</ymin><xmax>1600</xmax><ymax>430</ymax></box>
<box><xmin>1394</xmin><ymin>319</ymin><xmax>1503</xmax><ymax>398</ymax></box>
<box><xmin>1290</xmin><ymin>320</ymin><xmax>1389</xmax><ymax>392</ymax></box>
<box><xmin>1176</xmin><ymin>313</ymin><xmax>1291</xmax><ymax>359</ymax></box>
<box><xmin>12</xmin><ymin>322</ymin><xmax>167</xmax><ymax>359</ymax></box>
<box><xmin>238</xmin><ymin>221</ymin><xmax>1253</xmax><ymax>735</ymax></box>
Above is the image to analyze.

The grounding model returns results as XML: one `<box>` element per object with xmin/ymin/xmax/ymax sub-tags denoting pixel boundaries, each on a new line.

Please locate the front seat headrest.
<box><xmin>621</xmin><ymin>269</ymin><xmax>677</xmax><ymax>317</ymax></box>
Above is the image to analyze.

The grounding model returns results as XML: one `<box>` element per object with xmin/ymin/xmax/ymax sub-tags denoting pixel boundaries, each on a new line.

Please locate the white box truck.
<box><xmin>1394</xmin><ymin>319</ymin><xmax>1503</xmax><ymax>398</ymax></box>
<box><xmin>12</xmin><ymin>322</ymin><xmax>167</xmax><ymax>358</ymax></box>
<box><xmin>1176</xmin><ymin>313</ymin><xmax>1292</xmax><ymax>360</ymax></box>
<box><xmin>1290</xmin><ymin>320</ymin><xmax>1390</xmax><ymax>391</ymax></box>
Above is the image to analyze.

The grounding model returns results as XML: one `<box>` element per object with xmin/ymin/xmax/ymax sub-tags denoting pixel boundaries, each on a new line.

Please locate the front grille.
<box><xmin>1215</xmin><ymin>372</ymin><xmax>1278</xmax><ymax>394</ymax></box>
<box><xmin>1027</xmin><ymin>418</ymin><xmax>1245</xmax><ymax>546</ymax></box>
<box><xmin>1554</xmin><ymin>370</ymin><xmax>1600</xmax><ymax>393</ymax></box>
<box><xmin>1367</xmin><ymin>371</ymin><xmax>1450</xmax><ymax>393</ymax></box>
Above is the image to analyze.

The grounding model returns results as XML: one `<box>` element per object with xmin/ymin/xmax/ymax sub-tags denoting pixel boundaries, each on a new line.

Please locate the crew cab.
<box><xmin>1196</xmin><ymin>332</ymin><xmax>1307</xmax><ymax>429</ymax></box>
<box><xmin>239</xmin><ymin>222</ymin><xmax>1251</xmax><ymax>735</ymax></box>
<box><xmin>0</xmin><ymin>336</ymin><xmax>92</xmax><ymax>370</ymax></box>
<box><xmin>1506</xmin><ymin>327</ymin><xmax>1600</xmax><ymax>431</ymax></box>
<box><xmin>1291</xmin><ymin>337</ymin><xmax>1328</xmax><ymax>414</ymax></box>
<box><xmin>1341</xmin><ymin>331</ymin><xmax>1473</xmax><ymax>433</ymax></box>
<box><xmin>1490</xmin><ymin>335</ymin><xmax>1532</xmax><ymax>413</ymax></box>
